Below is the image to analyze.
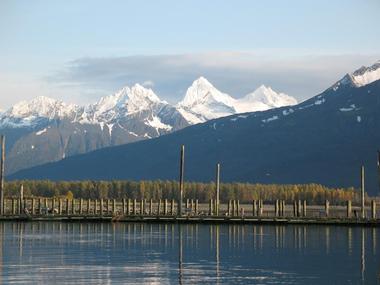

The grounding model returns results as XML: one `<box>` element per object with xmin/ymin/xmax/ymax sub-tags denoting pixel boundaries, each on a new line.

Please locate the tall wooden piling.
<box><xmin>0</xmin><ymin>135</ymin><xmax>5</xmax><ymax>215</ymax></box>
<box><xmin>95</xmin><ymin>200</ymin><xmax>98</xmax><ymax>215</ymax></box>
<box><xmin>179</xmin><ymin>145</ymin><xmax>185</xmax><ymax>216</ymax></box>
<box><xmin>58</xmin><ymin>199</ymin><xmax>62</xmax><ymax>215</ymax></box>
<box><xmin>372</xmin><ymin>200</ymin><xmax>377</xmax><ymax>219</ymax></box>
<box><xmin>19</xmin><ymin>184</ymin><xmax>24</xmax><ymax>214</ymax></box>
<box><xmin>12</xmin><ymin>199</ymin><xmax>16</xmax><ymax>215</ymax></box>
<box><xmin>195</xmin><ymin>199</ymin><xmax>199</xmax><ymax>215</ymax></box>
<box><xmin>232</xmin><ymin>200</ymin><xmax>236</xmax><ymax>216</ymax></box>
<box><xmin>347</xmin><ymin>200</ymin><xmax>352</xmax><ymax>218</ymax></box>
<box><xmin>282</xmin><ymin>201</ymin><xmax>286</xmax><ymax>217</ymax></box>
<box><xmin>361</xmin><ymin>166</ymin><xmax>365</xmax><ymax>219</ymax></box>
<box><xmin>215</xmin><ymin>163</ymin><xmax>220</xmax><ymax>216</ymax></box>
<box><xmin>87</xmin><ymin>199</ymin><xmax>90</xmax><ymax>215</ymax></box>
<box><xmin>293</xmin><ymin>201</ymin><xmax>297</xmax><ymax>217</ymax></box>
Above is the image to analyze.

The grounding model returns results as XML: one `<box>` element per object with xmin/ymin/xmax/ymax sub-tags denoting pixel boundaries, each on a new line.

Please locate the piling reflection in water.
<box><xmin>0</xmin><ymin>222</ymin><xmax>379</xmax><ymax>284</ymax></box>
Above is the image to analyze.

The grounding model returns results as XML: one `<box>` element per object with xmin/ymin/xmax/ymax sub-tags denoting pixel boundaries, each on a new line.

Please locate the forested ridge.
<box><xmin>4</xmin><ymin>180</ymin><xmax>362</xmax><ymax>204</ymax></box>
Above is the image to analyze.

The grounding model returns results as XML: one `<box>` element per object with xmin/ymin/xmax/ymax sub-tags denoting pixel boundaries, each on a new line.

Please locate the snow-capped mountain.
<box><xmin>176</xmin><ymin>77</ymin><xmax>238</xmax><ymax>124</ymax></box>
<box><xmin>177</xmin><ymin>77</ymin><xmax>297</xmax><ymax>124</ymax></box>
<box><xmin>330</xmin><ymin>60</ymin><xmax>380</xmax><ymax>91</ymax></box>
<box><xmin>0</xmin><ymin>76</ymin><xmax>296</xmax><ymax>174</ymax></box>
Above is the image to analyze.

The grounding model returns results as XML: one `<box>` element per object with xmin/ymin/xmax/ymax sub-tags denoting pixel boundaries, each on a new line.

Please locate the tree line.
<box><xmin>3</xmin><ymin>180</ymin><xmax>362</xmax><ymax>205</ymax></box>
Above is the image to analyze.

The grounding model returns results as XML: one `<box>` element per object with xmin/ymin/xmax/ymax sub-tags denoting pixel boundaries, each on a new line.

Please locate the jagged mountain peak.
<box><xmin>178</xmin><ymin>76</ymin><xmax>235</xmax><ymax>108</ymax></box>
<box><xmin>332</xmin><ymin>60</ymin><xmax>380</xmax><ymax>90</ymax></box>
<box><xmin>2</xmin><ymin>95</ymin><xmax>78</xmax><ymax>123</ymax></box>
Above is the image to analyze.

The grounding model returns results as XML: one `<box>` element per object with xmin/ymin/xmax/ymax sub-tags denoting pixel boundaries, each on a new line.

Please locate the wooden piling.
<box><xmin>164</xmin><ymin>199</ymin><xmax>168</xmax><ymax>215</ymax></box>
<box><xmin>100</xmin><ymin>199</ymin><xmax>104</xmax><ymax>216</ymax></box>
<box><xmin>31</xmin><ymin>198</ymin><xmax>35</xmax><ymax>215</ymax></box>
<box><xmin>361</xmin><ymin>166</ymin><xmax>365</xmax><ymax>219</ymax></box>
<box><xmin>171</xmin><ymin>199</ymin><xmax>175</xmax><ymax>215</ymax></box>
<box><xmin>282</xmin><ymin>200</ymin><xmax>286</xmax><ymax>217</ymax></box>
<box><xmin>39</xmin><ymin>198</ymin><xmax>43</xmax><ymax>214</ymax></box>
<box><xmin>95</xmin><ymin>200</ymin><xmax>98</xmax><ymax>215</ymax></box>
<box><xmin>112</xmin><ymin>199</ymin><xmax>116</xmax><ymax>215</ymax></box>
<box><xmin>209</xmin><ymin>200</ymin><xmax>213</xmax><ymax>216</ymax></box>
<box><xmin>72</xmin><ymin>199</ymin><xmax>75</xmax><ymax>215</ymax></box>
<box><xmin>191</xmin><ymin>199</ymin><xmax>194</xmax><ymax>213</ymax></box>
<box><xmin>140</xmin><ymin>200</ymin><xmax>144</xmax><ymax>215</ymax></box>
<box><xmin>275</xmin><ymin>200</ymin><xmax>279</xmax><ymax>217</ymax></box>
<box><xmin>227</xmin><ymin>200</ymin><xmax>231</xmax><ymax>216</ymax></box>
<box><xmin>372</xmin><ymin>200</ymin><xmax>376</xmax><ymax>219</ymax></box>
<box><xmin>66</xmin><ymin>199</ymin><xmax>69</xmax><ymax>215</ymax></box>
<box><xmin>12</xmin><ymin>198</ymin><xmax>16</xmax><ymax>215</ymax></box>
<box><xmin>232</xmin><ymin>200</ymin><xmax>236</xmax><ymax>216</ymax></box>
<box><xmin>237</xmin><ymin>200</ymin><xmax>240</xmax><ymax>216</ymax></box>
<box><xmin>87</xmin><ymin>199</ymin><xmax>90</xmax><ymax>215</ymax></box>
<box><xmin>19</xmin><ymin>184</ymin><xmax>24</xmax><ymax>214</ymax></box>
<box><xmin>79</xmin><ymin>199</ymin><xmax>83</xmax><ymax>215</ymax></box>
<box><xmin>122</xmin><ymin>199</ymin><xmax>126</xmax><ymax>215</ymax></box>
<box><xmin>252</xmin><ymin>200</ymin><xmax>257</xmax><ymax>217</ymax></box>
<box><xmin>127</xmin><ymin>199</ymin><xmax>130</xmax><ymax>215</ymax></box>
<box><xmin>133</xmin><ymin>199</ymin><xmax>137</xmax><ymax>215</ymax></box>
<box><xmin>216</xmin><ymin>163</ymin><xmax>220</xmax><ymax>216</ymax></box>
<box><xmin>303</xmin><ymin>200</ymin><xmax>307</xmax><ymax>217</ymax></box>
<box><xmin>347</xmin><ymin>200</ymin><xmax>352</xmax><ymax>218</ymax></box>
<box><xmin>149</xmin><ymin>199</ymin><xmax>153</xmax><ymax>215</ymax></box>
<box><xmin>179</xmin><ymin>145</ymin><xmax>185</xmax><ymax>216</ymax></box>
<box><xmin>157</xmin><ymin>199</ymin><xmax>161</xmax><ymax>215</ymax></box>
<box><xmin>107</xmin><ymin>199</ymin><xmax>111</xmax><ymax>215</ymax></box>
<box><xmin>259</xmin><ymin>200</ymin><xmax>263</xmax><ymax>216</ymax></box>
<box><xmin>58</xmin><ymin>199</ymin><xmax>62</xmax><ymax>215</ymax></box>
<box><xmin>186</xmin><ymin>199</ymin><xmax>189</xmax><ymax>209</ymax></box>
<box><xmin>0</xmin><ymin>135</ymin><xmax>5</xmax><ymax>215</ymax></box>
<box><xmin>297</xmin><ymin>200</ymin><xmax>302</xmax><ymax>217</ymax></box>
<box><xmin>325</xmin><ymin>200</ymin><xmax>329</xmax><ymax>217</ymax></box>
<box><xmin>52</xmin><ymin>198</ymin><xmax>56</xmax><ymax>215</ymax></box>
<box><xmin>195</xmin><ymin>199</ymin><xmax>199</xmax><ymax>215</ymax></box>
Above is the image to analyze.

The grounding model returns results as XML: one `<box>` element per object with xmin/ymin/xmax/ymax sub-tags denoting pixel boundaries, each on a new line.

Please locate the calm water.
<box><xmin>0</xmin><ymin>222</ymin><xmax>378</xmax><ymax>284</ymax></box>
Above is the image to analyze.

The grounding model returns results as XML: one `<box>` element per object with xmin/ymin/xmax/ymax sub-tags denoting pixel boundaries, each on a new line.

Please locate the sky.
<box><xmin>0</xmin><ymin>0</ymin><xmax>380</xmax><ymax>108</ymax></box>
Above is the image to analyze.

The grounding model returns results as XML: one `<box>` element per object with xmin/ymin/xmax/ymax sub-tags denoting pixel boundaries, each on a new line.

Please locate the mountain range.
<box><xmin>9</xmin><ymin>60</ymin><xmax>380</xmax><ymax>195</ymax></box>
<box><xmin>0</xmin><ymin>78</ymin><xmax>296</xmax><ymax>174</ymax></box>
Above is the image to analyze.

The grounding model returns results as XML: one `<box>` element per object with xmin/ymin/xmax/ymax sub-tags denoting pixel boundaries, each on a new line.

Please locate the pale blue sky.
<box><xmin>1</xmin><ymin>0</ymin><xmax>380</xmax><ymax>107</ymax></box>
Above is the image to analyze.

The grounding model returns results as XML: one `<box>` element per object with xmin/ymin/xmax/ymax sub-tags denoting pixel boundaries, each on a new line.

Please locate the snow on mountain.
<box><xmin>177</xmin><ymin>77</ymin><xmax>297</xmax><ymax>123</ymax></box>
<box><xmin>235</xmin><ymin>85</ymin><xmax>297</xmax><ymax>113</ymax></box>
<box><xmin>79</xmin><ymin>84</ymin><xmax>166</xmax><ymax>124</ymax></box>
<box><xmin>0</xmin><ymin>96</ymin><xmax>79</xmax><ymax>127</ymax></box>
<box><xmin>176</xmin><ymin>77</ymin><xmax>237</xmax><ymax>124</ymax></box>
<box><xmin>331</xmin><ymin>60</ymin><xmax>380</xmax><ymax>91</ymax></box>
<box><xmin>350</xmin><ymin>61</ymin><xmax>380</xmax><ymax>87</ymax></box>
<box><xmin>0</xmin><ymin>78</ymin><xmax>297</xmax><ymax>129</ymax></box>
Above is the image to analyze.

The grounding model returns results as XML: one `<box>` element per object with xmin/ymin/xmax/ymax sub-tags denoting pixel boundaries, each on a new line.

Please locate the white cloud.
<box><xmin>1</xmin><ymin>52</ymin><xmax>380</xmax><ymax>109</ymax></box>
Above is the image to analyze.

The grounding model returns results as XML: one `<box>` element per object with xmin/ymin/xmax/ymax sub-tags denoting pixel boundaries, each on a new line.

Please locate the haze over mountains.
<box><xmin>0</xmin><ymin>78</ymin><xmax>296</xmax><ymax>174</ymax></box>
<box><xmin>9</xmin><ymin>60</ymin><xmax>380</xmax><ymax>195</ymax></box>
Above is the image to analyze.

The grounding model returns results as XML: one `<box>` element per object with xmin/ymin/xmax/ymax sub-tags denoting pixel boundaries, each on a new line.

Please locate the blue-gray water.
<box><xmin>0</xmin><ymin>222</ymin><xmax>379</xmax><ymax>284</ymax></box>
